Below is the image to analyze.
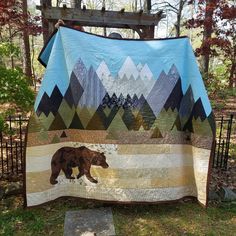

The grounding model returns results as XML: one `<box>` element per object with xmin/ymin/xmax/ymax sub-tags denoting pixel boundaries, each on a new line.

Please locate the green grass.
<box><xmin>0</xmin><ymin>196</ymin><xmax>236</xmax><ymax>236</ymax></box>
<box><xmin>113</xmin><ymin>202</ymin><xmax>236</xmax><ymax>236</ymax></box>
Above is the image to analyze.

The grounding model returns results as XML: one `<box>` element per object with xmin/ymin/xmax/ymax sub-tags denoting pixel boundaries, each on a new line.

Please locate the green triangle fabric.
<box><xmin>69</xmin><ymin>112</ymin><xmax>84</xmax><ymax>129</ymax></box>
<box><xmin>49</xmin><ymin>113</ymin><xmax>67</xmax><ymax>131</ymax></box>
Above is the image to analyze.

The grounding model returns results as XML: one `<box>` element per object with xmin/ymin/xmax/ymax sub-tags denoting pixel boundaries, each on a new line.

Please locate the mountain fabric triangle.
<box><xmin>60</xmin><ymin>131</ymin><xmax>67</xmax><ymax>138</ymax></box>
<box><xmin>26</xmin><ymin>26</ymin><xmax>215</xmax><ymax>207</ymax></box>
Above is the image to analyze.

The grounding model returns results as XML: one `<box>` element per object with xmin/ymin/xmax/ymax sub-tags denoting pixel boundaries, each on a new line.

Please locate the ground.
<box><xmin>210</xmin><ymin>158</ymin><xmax>236</xmax><ymax>193</ymax></box>
<box><xmin>0</xmin><ymin>196</ymin><xmax>236</xmax><ymax>236</ymax></box>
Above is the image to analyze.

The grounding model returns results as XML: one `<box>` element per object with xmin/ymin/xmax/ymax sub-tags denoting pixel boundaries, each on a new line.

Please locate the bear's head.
<box><xmin>92</xmin><ymin>152</ymin><xmax>109</xmax><ymax>168</ymax></box>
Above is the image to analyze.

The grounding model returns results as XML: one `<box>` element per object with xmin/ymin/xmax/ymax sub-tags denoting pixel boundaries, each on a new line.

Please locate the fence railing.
<box><xmin>212</xmin><ymin>114</ymin><xmax>234</xmax><ymax>170</ymax></box>
<box><xmin>0</xmin><ymin>114</ymin><xmax>234</xmax><ymax>180</ymax></box>
<box><xmin>0</xmin><ymin>115</ymin><xmax>28</xmax><ymax>180</ymax></box>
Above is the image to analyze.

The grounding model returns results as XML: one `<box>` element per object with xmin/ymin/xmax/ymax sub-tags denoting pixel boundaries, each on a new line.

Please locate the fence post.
<box><xmin>16</xmin><ymin>141</ymin><xmax>18</xmax><ymax>174</ymax></box>
<box><xmin>19</xmin><ymin>115</ymin><xmax>24</xmax><ymax>172</ymax></box>
<box><xmin>223</xmin><ymin>114</ymin><xmax>233</xmax><ymax>170</ymax></box>
<box><xmin>220</xmin><ymin>140</ymin><xmax>225</xmax><ymax>168</ymax></box>
<box><xmin>216</xmin><ymin>116</ymin><xmax>224</xmax><ymax>168</ymax></box>
<box><xmin>212</xmin><ymin>140</ymin><xmax>217</xmax><ymax>168</ymax></box>
<box><xmin>0</xmin><ymin>132</ymin><xmax>3</xmax><ymax>177</ymax></box>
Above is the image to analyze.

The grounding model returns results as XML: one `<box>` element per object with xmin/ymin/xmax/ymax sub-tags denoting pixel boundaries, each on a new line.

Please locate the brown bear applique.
<box><xmin>49</xmin><ymin>146</ymin><xmax>109</xmax><ymax>185</ymax></box>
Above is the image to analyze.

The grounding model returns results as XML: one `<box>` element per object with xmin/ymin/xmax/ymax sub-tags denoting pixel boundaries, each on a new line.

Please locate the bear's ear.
<box><xmin>101</xmin><ymin>152</ymin><xmax>104</xmax><ymax>155</ymax></box>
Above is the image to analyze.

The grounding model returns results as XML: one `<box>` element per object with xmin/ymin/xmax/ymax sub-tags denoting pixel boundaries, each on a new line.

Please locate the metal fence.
<box><xmin>212</xmin><ymin>114</ymin><xmax>234</xmax><ymax>170</ymax></box>
<box><xmin>0</xmin><ymin>114</ymin><xmax>234</xmax><ymax>180</ymax></box>
<box><xmin>0</xmin><ymin>115</ymin><xmax>28</xmax><ymax>180</ymax></box>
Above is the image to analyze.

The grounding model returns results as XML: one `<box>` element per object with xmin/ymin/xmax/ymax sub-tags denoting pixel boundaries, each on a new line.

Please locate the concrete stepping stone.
<box><xmin>219</xmin><ymin>187</ymin><xmax>236</xmax><ymax>202</ymax></box>
<box><xmin>64</xmin><ymin>207</ymin><xmax>116</xmax><ymax>236</ymax></box>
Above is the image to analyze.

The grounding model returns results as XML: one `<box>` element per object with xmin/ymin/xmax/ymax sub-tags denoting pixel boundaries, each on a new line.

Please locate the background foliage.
<box><xmin>0</xmin><ymin>66</ymin><xmax>34</xmax><ymax>113</ymax></box>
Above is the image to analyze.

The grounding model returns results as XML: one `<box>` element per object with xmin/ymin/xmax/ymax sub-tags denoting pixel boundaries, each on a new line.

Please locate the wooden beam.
<box><xmin>36</xmin><ymin>6</ymin><xmax>164</xmax><ymax>28</ymax></box>
<box><xmin>129</xmin><ymin>25</ymin><xmax>154</xmax><ymax>39</ymax></box>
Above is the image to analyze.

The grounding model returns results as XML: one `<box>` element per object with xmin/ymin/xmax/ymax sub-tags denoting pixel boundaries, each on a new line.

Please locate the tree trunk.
<box><xmin>139</xmin><ymin>0</ymin><xmax>142</xmax><ymax>9</ymax></box>
<box><xmin>146</xmin><ymin>0</ymin><xmax>151</xmax><ymax>13</ymax></box>
<box><xmin>143</xmin><ymin>0</ymin><xmax>152</xmax><ymax>13</ymax></box>
<box><xmin>102</xmin><ymin>0</ymin><xmax>106</xmax><ymax>36</ymax></box>
<box><xmin>228</xmin><ymin>38</ymin><xmax>236</xmax><ymax>88</ymax></box>
<box><xmin>31</xmin><ymin>35</ymin><xmax>37</xmax><ymax>90</ymax></box>
<box><xmin>22</xmin><ymin>0</ymin><xmax>32</xmax><ymax>82</ymax></box>
<box><xmin>176</xmin><ymin>13</ymin><xmax>181</xmax><ymax>37</ymax></box>
<box><xmin>8</xmin><ymin>26</ymin><xmax>14</xmax><ymax>69</ymax></box>
<box><xmin>70</xmin><ymin>0</ymin><xmax>82</xmax><ymax>9</ymax></box>
<box><xmin>229</xmin><ymin>62</ymin><xmax>236</xmax><ymax>88</ymax></box>
<box><xmin>132</xmin><ymin>0</ymin><xmax>138</xmax><ymax>38</ymax></box>
<box><xmin>201</xmin><ymin>0</ymin><xmax>216</xmax><ymax>79</ymax></box>
<box><xmin>175</xmin><ymin>0</ymin><xmax>186</xmax><ymax>37</ymax></box>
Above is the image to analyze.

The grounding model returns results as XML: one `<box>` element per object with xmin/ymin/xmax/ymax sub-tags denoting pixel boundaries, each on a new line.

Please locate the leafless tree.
<box><xmin>22</xmin><ymin>0</ymin><xmax>33</xmax><ymax>81</ymax></box>
<box><xmin>152</xmin><ymin>0</ymin><xmax>188</xmax><ymax>37</ymax></box>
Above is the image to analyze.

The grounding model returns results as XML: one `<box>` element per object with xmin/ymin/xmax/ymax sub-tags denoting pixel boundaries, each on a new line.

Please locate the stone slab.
<box><xmin>64</xmin><ymin>207</ymin><xmax>116</xmax><ymax>236</ymax></box>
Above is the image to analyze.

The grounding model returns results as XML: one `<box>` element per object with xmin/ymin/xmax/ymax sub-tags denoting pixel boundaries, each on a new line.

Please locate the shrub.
<box><xmin>0</xmin><ymin>66</ymin><xmax>34</xmax><ymax>112</ymax></box>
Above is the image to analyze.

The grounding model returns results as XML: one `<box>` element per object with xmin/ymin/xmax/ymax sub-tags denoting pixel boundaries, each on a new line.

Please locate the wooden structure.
<box><xmin>38</xmin><ymin>0</ymin><xmax>165</xmax><ymax>42</ymax></box>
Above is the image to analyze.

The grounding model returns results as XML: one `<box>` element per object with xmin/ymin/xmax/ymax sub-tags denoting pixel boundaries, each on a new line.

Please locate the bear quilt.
<box><xmin>25</xmin><ymin>26</ymin><xmax>215</xmax><ymax>207</ymax></box>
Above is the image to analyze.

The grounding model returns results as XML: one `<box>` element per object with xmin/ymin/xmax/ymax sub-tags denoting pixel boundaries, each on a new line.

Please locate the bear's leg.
<box><xmin>62</xmin><ymin>166</ymin><xmax>75</xmax><ymax>179</ymax></box>
<box><xmin>77</xmin><ymin>165</ymin><xmax>84</xmax><ymax>179</ymax></box>
<box><xmin>50</xmin><ymin>168</ymin><xmax>61</xmax><ymax>185</ymax></box>
<box><xmin>85</xmin><ymin>168</ymin><xmax>98</xmax><ymax>184</ymax></box>
<box><xmin>67</xmin><ymin>167</ymin><xmax>75</xmax><ymax>179</ymax></box>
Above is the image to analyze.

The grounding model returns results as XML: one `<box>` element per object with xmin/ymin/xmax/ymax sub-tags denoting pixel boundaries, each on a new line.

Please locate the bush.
<box><xmin>0</xmin><ymin>66</ymin><xmax>34</xmax><ymax>112</ymax></box>
<box><xmin>205</xmin><ymin>60</ymin><xmax>233</xmax><ymax>98</ymax></box>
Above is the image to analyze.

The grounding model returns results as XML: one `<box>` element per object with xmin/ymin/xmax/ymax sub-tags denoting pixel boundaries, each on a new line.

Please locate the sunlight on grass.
<box><xmin>0</xmin><ymin>197</ymin><xmax>236</xmax><ymax>236</ymax></box>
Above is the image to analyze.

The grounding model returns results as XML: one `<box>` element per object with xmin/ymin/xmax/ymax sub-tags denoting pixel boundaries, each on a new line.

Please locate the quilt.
<box><xmin>25</xmin><ymin>26</ymin><xmax>215</xmax><ymax>207</ymax></box>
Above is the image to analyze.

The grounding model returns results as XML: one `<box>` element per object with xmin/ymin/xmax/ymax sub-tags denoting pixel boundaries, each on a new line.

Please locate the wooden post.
<box><xmin>41</xmin><ymin>0</ymin><xmax>52</xmax><ymax>43</ymax></box>
<box><xmin>143</xmin><ymin>0</ymin><xmax>153</xmax><ymax>38</ymax></box>
<box><xmin>133</xmin><ymin>25</ymin><xmax>154</xmax><ymax>39</ymax></box>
